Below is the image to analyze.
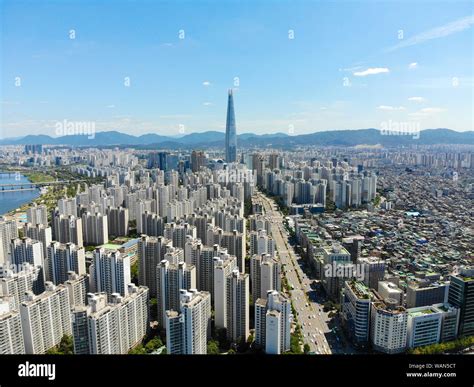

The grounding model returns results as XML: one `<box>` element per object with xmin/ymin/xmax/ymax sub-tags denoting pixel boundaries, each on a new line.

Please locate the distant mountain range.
<box><xmin>0</xmin><ymin>128</ymin><xmax>472</xmax><ymax>148</ymax></box>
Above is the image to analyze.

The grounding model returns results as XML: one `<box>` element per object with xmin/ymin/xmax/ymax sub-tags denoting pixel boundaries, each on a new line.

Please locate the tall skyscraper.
<box><xmin>225</xmin><ymin>89</ymin><xmax>237</xmax><ymax>163</ymax></box>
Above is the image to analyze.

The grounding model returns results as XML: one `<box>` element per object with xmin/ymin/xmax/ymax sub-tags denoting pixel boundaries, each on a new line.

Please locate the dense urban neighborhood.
<box><xmin>1</xmin><ymin>122</ymin><xmax>473</xmax><ymax>355</ymax></box>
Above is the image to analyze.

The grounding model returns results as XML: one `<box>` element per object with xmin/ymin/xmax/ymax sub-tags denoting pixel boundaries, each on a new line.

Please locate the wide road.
<box><xmin>254</xmin><ymin>191</ymin><xmax>334</xmax><ymax>354</ymax></box>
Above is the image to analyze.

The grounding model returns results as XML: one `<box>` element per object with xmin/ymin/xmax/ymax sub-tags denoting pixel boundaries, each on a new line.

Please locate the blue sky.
<box><xmin>1</xmin><ymin>0</ymin><xmax>473</xmax><ymax>138</ymax></box>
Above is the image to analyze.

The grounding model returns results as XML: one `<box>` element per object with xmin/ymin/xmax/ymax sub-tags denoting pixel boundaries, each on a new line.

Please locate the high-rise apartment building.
<box><xmin>448</xmin><ymin>266</ymin><xmax>474</xmax><ymax>336</ymax></box>
<box><xmin>255</xmin><ymin>290</ymin><xmax>291</xmax><ymax>354</ymax></box>
<box><xmin>156</xmin><ymin>260</ymin><xmax>196</xmax><ymax>327</ymax></box>
<box><xmin>137</xmin><ymin>235</ymin><xmax>172</xmax><ymax>297</ymax></box>
<box><xmin>0</xmin><ymin>297</ymin><xmax>25</xmax><ymax>354</ymax></box>
<box><xmin>52</xmin><ymin>213</ymin><xmax>83</xmax><ymax>248</ymax></box>
<box><xmin>0</xmin><ymin>218</ymin><xmax>18</xmax><ymax>265</ymax></box>
<box><xmin>250</xmin><ymin>253</ymin><xmax>281</xmax><ymax>301</ymax></box>
<box><xmin>82</xmin><ymin>212</ymin><xmax>109</xmax><ymax>246</ymax></box>
<box><xmin>165</xmin><ymin>289</ymin><xmax>211</xmax><ymax>354</ymax></box>
<box><xmin>47</xmin><ymin>242</ymin><xmax>86</xmax><ymax>285</ymax></box>
<box><xmin>250</xmin><ymin>230</ymin><xmax>275</xmax><ymax>256</ymax></box>
<box><xmin>10</xmin><ymin>237</ymin><xmax>44</xmax><ymax>268</ymax></box>
<box><xmin>20</xmin><ymin>282</ymin><xmax>72</xmax><ymax>354</ymax></box>
<box><xmin>106</xmin><ymin>206</ymin><xmax>129</xmax><ymax>237</ymax></box>
<box><xmin>26</xmin><ymin>204</ymin><xmax>48</xmax><ymax>226</ymax></box>
<box><xmin>23</xmin><ymin>223</ymin><xmax>52</xmax><ymax>272</ymax></box>
<box><xmin>226</xmin><ymin>269</ymin><xmax>249</xmax><ymax>342</ymax></box>
<box><xmin>90</xmin><ymin>249</ymin><xmax>131</xmax><ymax>301</ymax></box>
<box><xmin>370</xmin><ymin>294</ymin><xmax>407</xmax><ymax>354</ymax></box>
<box><xmin>342</xmin><ymin>281</ymin><xmax>372</xmax><ymax>346</ymax></box>
<box><xmin>72</xmin><ymin>285</ymin><xmax>149</xmax><ymax>354</ymax></box>
<box><xmin>0</xmin><ymin>263</ymin><xmax>44</xmax><ymax>309</ymax></box>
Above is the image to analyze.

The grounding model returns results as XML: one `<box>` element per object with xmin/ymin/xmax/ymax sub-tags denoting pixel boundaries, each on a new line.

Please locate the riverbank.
<box><xmin>0</xmin><ymin>171</ymin><xmax>42</xmax><ymax>218</ymax></box>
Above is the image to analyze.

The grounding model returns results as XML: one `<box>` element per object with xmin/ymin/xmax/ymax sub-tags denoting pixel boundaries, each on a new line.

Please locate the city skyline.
<box><xmin>1</xmin><ymin>1</ymin><xmax>473</xmax><ymax>139</ymax></box>
<box><xmin>0</xmin><ymin>1</ymin><xmax>474</xmax><ymax>382</ymax></box>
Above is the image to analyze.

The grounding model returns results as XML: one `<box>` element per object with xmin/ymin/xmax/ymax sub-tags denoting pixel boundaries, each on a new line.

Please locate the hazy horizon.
<box><xmin>1</xmin><ymin>126</ymin><xmax>471</xmax><ymax>141</ymax></box>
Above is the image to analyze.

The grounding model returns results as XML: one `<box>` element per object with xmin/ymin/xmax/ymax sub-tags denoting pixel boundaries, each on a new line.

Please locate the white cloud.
<box><xmin>203</xmin><ymin>102</ymin><xmax>213</xmax><ymax>106</ymax></box>
<box><xmin>409</xmin><ymin>62</ymin><xmax>418</xmax><ymax>69</ymax></box>
<box><xmin>385</xmin><ymin>15</ymin><xmax>474</xmax><ymax>52</ymax></box>
<box><xmin>409</xmin><ymin>107</ymin><xmax>446</xmax><ymax>118</ymax></box>
<box><xmin>418</xmin><ymin>107</ymin><xmax>445</xmax><ymax>114</ymax></box>
<box><xmin>408</xmin><ymin>97</ymin><xmax>426</xmax><ymax>103</ymax></box>
<box><xmin>106</xmin><ymin>105</ymin><xmax>115</xmax><ymax>108</ymax></box>
<box><xmin>377</xmin><ymin>105</ymin><xmax>405</xmax><ymax>111</ymax></box>
<box><xmin>202</xmin><ymin>81</ymin><xmax>211</xmax><ymax>87</ymax></box>
<box><xmin>353</xmin><ymin>67</ymin><xmax>389</xmax><ymax>77</ymax></box>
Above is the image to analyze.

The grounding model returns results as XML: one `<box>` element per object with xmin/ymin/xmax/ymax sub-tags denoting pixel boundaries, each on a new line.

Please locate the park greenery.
<box><xmin>129</xmin><ymin>332</ymin><xmax>164</xmax><ymax>354</ymax></box>
<box><xmin>409</xmin><ymin>336</ymin><xmax>474</xmax><ymax>354</ymax></box>
<box><xmin>46</xmin><ymin>334</ymin><xmax>74</xmax><ymax>355</ymax></box>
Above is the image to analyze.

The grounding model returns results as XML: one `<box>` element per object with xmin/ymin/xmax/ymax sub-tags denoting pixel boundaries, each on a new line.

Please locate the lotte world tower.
<box><xmin>225</xmin><ymin>89</ymin><xmax>237</xmax><ymax>163</ymax></box>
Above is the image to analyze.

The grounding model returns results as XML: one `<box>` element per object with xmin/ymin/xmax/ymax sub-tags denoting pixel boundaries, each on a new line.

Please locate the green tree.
<box><xmin>207</xmin><ymin>340</ymin><xmax>220</xmax><ymax>354</ymax></box>
<box><xmin>131</xmin><ymin>261</ymin><xmax>139</xmax><ymax>285</ymax></box>
<box><xmin>145</xmin><ymin>336</ymin><xmax>163</xmax><ymax>353</ymax></box>
<box><xmin>303</xmin><ymin>343</ymin><xmax>311</xmax><ymax>354</ymax></box>
<box><xmin>129</xmin><ymin>345</ymin><xmax>146</xmax><ymax>354</ymax></box>
<box><xmin>46</xmin><ymin>334</ymin><xmax>74</xmax><ymax>355</ymax></box>
<box><xmin>290</xmin><ymin>333</ymin><xmax>302</xmax><ymax>354</ymax></box>
<box><xmin>149</xmin><ymin>298</ymin><xmax>158</xmax><ymax>321</ymax></box>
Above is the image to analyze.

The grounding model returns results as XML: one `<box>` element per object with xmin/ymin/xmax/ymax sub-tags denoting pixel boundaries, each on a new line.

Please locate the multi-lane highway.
<box><xmin>253</xmin><ymin>191</ymin><xmax>334</xmax><ymax>354</ymax></box>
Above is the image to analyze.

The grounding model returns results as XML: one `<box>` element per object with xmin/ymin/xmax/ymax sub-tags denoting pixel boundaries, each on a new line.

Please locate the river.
<box><xmin>0</xmin><ymin>171</ymin><xmax>41</xmax><ymax>215</ymax></box>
